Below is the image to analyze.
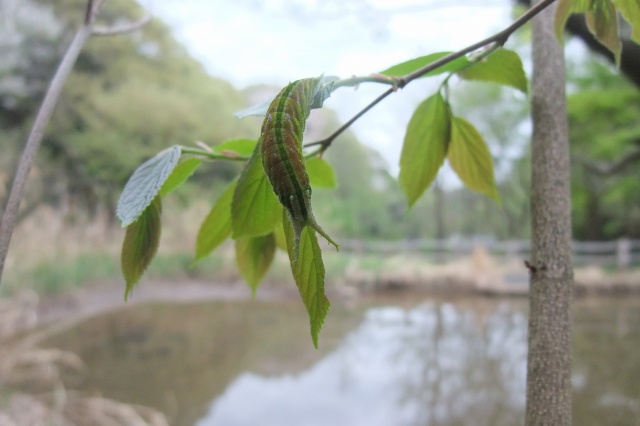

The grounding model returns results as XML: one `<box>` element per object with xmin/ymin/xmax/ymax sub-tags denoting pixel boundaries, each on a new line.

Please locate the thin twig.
<box><xmin>304</xmin><ymin>87</ymin><xmax>394</xmax><ymax>148</ymax></box>
<box><xmin>306</xmin><ymin>0</ymin><xmax>557</xmax><ymax>152</ymax></box>
<box><xmin>86</xmin><ymin>0</ymin><xmax>107</xmax><ymax>25</ymax></box>
<box><xmin>178</xmin><ymin>146</ymin><xmax>249</xmax><ymax>162</ymax></box>
<box><xmin>84</xmin><ymin>0</ymin><xmax>94</xmax><ymax>24</ymax></box>
<box><xmin>92</xmin><ymin>15</ymin><xmax>152</xmax><ymax>36</ymax></box>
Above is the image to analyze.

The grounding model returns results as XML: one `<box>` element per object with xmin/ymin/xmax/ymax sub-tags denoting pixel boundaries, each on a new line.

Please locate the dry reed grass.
<box><xmin>0</xmin><ymin>291</ymin><xmax>170</xmax><ymax>426</ymax></box>
<box><xmin>6</xmin><ymin>198</ymin><xmax>212</xmax><ymax>271</ymax></box>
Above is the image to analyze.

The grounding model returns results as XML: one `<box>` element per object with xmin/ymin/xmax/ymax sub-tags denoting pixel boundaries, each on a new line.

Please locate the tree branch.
<box><xmin>306</xmin><ymin>0</ymin><xmax>557</xmax><ymax>153</ymax></box>
<box><xmin>92</xmin><ymin>15</ymin><xmax>152</xmax><ymax>36</ymax></box>
<box><xmin>575</xmin><ymin>145</ymin><xmax>640</xmax><ymax>176</ymax></box>
<box><xmin>85</xmin><ymin>0</ymin><xmax>94</xmax><ymax>24</ymax></box>
<box><xmin>85</xmin><ymin>0</ymin><xmax>107</xmax><ymax>25</ymax></box>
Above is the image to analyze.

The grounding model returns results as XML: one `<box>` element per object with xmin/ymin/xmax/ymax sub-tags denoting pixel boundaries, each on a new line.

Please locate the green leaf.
<box><xmin>586</xmin><ymin>0</ymin><xmax>621</xmax><ymax>65</ymax></box>
<box><xmin>117</xmin><ymin>146</ymin><xmax>181</xmax><ymax>227</ymax></box>
<box><xmin>306</xmin><ymin>157</ymin><xmax>338</xmax><ymax>188</ymax></box>
<box><xmin>231</xmin><ymin>146</ymin><xmax>281</xmax><ymax>238</ymax></box>
<box><xmin>380</xmin><ymin>52</ymin><xmax>471</xmax><ymax>78</ymax></box>
<box><xmin>212</xmin><ymin>138</ymin><xmax>258</xmax><ymax>157</ymax></box>
<box><xmin>121</xmin><ymin>196</ymin><xmax>162</xmax><ymax>300</ymax></box>
<box><xmin>158</xmin><ymin>158</ymin><xmax>201</xmax><ymax>198</ymax></box>
<box><xmin>554</xmin><ymin>0</ymin><xmax>577</xmax><ymax>40</ymax></box>
<box><xmin>273</xmin><ymin>221</ymin><xmax>288</xmax><ymax>251</ymax></box>
<box><xmin>615</xmin><ymin>0</ymin><xmax>640</xmax><ymax>42</ymax></box>
<box><xmin>284</xmin><ymin>212</ymin><xmax>330</xmax><ymax>348</ymax></box>
<box><xmin>556</xmin><ymin>0</ymin><xmax>622</xmax><ymax>63</ymax></box>
<box><xmin>448</xmin><ymin>117</ymin><xmax>499</xmax><ymax>201</ymax></box>
<box><xmin>234</xmin><ymin>99</ymin><xmax>272</xmax><ymax>119</ymax></box>
<box><xmin>458</xmin><ymin>49</ymin><xmax>528</xmax><ymax>93</ymax></box>
<box><xmin>235</xmin><ymin>76</ymin><xmax>335</xmax><ymax>118</ymax></box>
<box><xmin>399</xmin><ymin>93</ymin><xmax>451</xmax><ymax>207</ymax></box>
<box><xmin>235</xmin><ymin>233</ymin><xmax>276</xmax><ymax>295</ymax></box>
<box><xmin>194</xmin><ymin>180</ymin><xmax>237</xmax><ymax>263</ymax></box>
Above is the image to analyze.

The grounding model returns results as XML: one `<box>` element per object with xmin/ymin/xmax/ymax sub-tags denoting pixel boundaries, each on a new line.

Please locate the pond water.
<box><xmin>43</xmin><ymin>296</ymin><xmax>640</xmax><ymax>426</ymax></box>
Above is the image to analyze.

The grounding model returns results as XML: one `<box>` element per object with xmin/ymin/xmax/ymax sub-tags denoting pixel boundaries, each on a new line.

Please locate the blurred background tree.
<box><xmin>1</xmin><ymin>0</ymin><xmax>256</xmax><ymax>224</ymax></box>
<box><xmin>1</xmin><ymin>0</ymin><xmax>638</xmax><ymax>243</ymax></box>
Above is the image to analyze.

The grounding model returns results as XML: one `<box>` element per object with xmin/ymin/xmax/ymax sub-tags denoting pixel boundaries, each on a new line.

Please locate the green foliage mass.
<box><xmin>567</xmin><ymin>58</ymin><xmax>640</xmax><ymax>239</ymax></box>
<box><xmin>1</xmin><ymin>0</ymin><xmax>257</xmax><ymax>217</ymax></box>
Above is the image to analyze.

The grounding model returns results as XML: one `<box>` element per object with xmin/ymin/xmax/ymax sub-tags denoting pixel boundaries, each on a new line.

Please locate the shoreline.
<box><xmin>29</xmin><ymin>264</ymin><xmax>640</xmax><ymax>327</ymax></box>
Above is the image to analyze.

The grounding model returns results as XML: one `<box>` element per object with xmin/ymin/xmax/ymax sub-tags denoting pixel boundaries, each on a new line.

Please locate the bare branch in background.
<box><xmin>92</xmin><ymin>15</ymin><xmax>152</xmax><ymax>36</ymax></box>
<box><xmin>576</xmin><ymin>145</ymin><xmax>640</xmax><ymax>176</ymax></box>
<box><xmin>0</xmin><ymin>0</ymin><xmax>151</xmax><ymax>284</ymax></box>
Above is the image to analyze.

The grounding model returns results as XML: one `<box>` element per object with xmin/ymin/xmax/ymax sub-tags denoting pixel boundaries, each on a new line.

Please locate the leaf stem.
<box><xmin>178</xmin><ymin>146</ymin><xmax>249</xmax><ymax>161</ymax></box>
<box><xmin>305</xmin><ymin>0</ymin><xmax>557</xmax><ymax>153</ymax></box>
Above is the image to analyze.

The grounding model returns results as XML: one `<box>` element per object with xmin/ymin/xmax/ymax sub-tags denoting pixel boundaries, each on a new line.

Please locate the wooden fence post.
<box><xmin>616</xmin><ymin>238</ymin><xmax>631</xmax><ymax>270</ymax></box>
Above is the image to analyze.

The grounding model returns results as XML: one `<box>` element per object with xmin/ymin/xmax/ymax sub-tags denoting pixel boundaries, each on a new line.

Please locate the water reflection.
<box><xmin>197</xmin><ymin>301</ymin><xmax>529</xmax><ymax>426</ymax></box>
<box><xmin>572</xmin><ymin>300</ymin><xmax>640</xmax><ymax>425</ymax></box>
<box><xmin>43</xmin><ymin>297</ymin><xmax>640</xmax><ymax>426</ymax></box>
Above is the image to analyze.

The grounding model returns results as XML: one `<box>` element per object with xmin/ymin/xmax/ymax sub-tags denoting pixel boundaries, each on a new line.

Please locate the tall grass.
<box><xmin>7</xmin><ymin>253</ymin><xmax>119</xmax><ymax>294</ymax></box>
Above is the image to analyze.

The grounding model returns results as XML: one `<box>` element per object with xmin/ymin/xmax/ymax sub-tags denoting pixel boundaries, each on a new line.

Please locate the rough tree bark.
<box><xmin>525</xmin><ymin>1</ymin><xmax>574</xmax><ymax>425</ymax></box>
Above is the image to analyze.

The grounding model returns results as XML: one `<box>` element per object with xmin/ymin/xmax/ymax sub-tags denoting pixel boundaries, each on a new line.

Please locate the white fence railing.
<box><xmin>337</xmin><ymin>238</ymin><xmax>640</xmax><ymax>269</ymax></box>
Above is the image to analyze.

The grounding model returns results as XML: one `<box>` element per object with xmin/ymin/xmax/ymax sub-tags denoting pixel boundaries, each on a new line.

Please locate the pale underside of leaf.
<box><xmin>234</xmin><ymin>76</ymin><xmax>335</xmax><ymax>118</ymax></box>
<box><xmin>117</xmin><ymin>146</ymin><xmax>181</xmax><ymax>227</ymax></box>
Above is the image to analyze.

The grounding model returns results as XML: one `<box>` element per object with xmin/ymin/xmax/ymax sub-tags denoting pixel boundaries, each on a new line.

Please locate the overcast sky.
<box><xmin>141</xmin><ymin>0</ymin><xmax>516</xmax><ymax>177</ymax></box>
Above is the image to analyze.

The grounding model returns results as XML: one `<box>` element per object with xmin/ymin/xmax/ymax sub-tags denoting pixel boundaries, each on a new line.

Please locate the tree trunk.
<box><xmin>525</xmin><ymin>1</ymin><xmax>574</xmax><ymax>425</ymax></box>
